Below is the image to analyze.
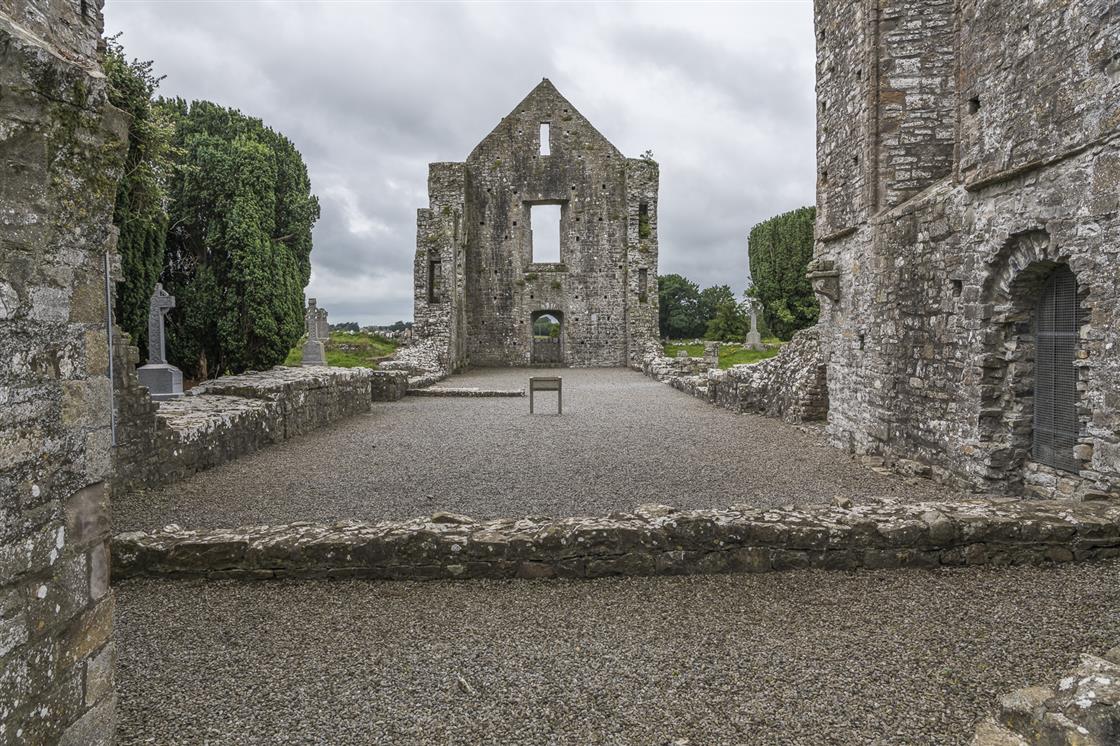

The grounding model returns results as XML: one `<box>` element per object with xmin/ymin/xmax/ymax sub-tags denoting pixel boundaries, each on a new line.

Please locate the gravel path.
<box><xmin>115</xmin><ymin>560</ymin><xmax>1120</xmax><ymax>745</ymax></box>
<box><xmin>115</xmin><ymin>368</ymin><xmax>967</xmax><ymax>531</ymax></box>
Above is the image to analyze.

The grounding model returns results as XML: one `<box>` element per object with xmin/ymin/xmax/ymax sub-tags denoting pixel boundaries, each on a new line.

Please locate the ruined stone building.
<box><xmin>1</xmin><ymin>0</ymin><xmax>126</xmax><ymax>741</ymax></box>
<box><xmin>810</xmin><ymin>0</ymin><xmax>1120</xmax><ymax>499</ymax></box>
<box><xmin>411</xmin><ymin>79</ymin><xmax>660</xmax><ymax>370</ymax></box>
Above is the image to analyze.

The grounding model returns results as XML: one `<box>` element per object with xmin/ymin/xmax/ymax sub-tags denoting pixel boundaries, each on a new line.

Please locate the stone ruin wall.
<box><xmin>112</xmin><ymin>497</ymin><xmax>1120</xmax><ymax>582</ymax></box>
<box><xmin>642</xmin><ymin>328</ymin><xmax>829</xmax><ymax>424</ymax></box>
<box><xmin>0</xmin><ymin>1</ymin><xmax>125</xmax><ymax>742</ymax></box>
<box><xmin>110</xmin><ymin>333</ymin><xmax>405</xmax><ymax>494</ymax></box>
<box><xmin>411</xmin><ymin>80</ymin><xmax>660</xmax><ymax>372</ymax></box>
<box><xmin>813</xmin><ymin>0</ymin><xmax>1120</xmax><ymax>500</ymax></box>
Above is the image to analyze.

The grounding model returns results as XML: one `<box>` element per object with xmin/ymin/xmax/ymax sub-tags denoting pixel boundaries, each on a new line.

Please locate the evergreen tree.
<box><xmin>747</xmin><ymin>206</ymin><xmax>818</xmax><ymax>340</ymax></box>
<box><xmin>705</xmin><ymin>298</ymin><xmax>748</xmax><ymax>342</ymax></box>
<box><xmin>104</xmin><ymin>37</ymin><xmax>175</xmax><ymax>359</ymax></box>
<box><xmin>657</xmin><ymin>274</ymin><xmax>702</xmax><ymax>339</ymax></box>
<box><xmin>160</xmin><ymin>99</ymin><xmax>320</xmax><ymax>378</ymax></box>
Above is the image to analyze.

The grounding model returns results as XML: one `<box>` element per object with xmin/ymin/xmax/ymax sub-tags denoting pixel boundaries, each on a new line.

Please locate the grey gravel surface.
<box><xmin>115</xmin><ymin>368</ymin><xmax>967</xmax><ymax>531</ymax></box>
<box><xmin>114</xmin><ymin>560</ymin><xmax>1120</xmax><ymax>745</ymax></box>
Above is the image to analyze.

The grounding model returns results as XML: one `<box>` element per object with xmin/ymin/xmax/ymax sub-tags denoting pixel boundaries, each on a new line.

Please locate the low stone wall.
<box><xmin>381</xmin><ymin>339</ymin><xmax>447</xmax><ymax>388</ymax></box>
<box><xmin>642</xmin><ymin>328</ymin><xmax>828</xmax><ymax>424</ymax></box>
<box><xmin>113</xmin><ymin>365</ymin><xmax>374</xmax><ymax>493</ymax></box>
<box><xmin>370</xmin><ymin>370</ymin><xmax>409</xmax><ymax>402</ymax></box>
<box><xmin>111</xmin><ymin>497</ymin><xmax>1120</xmax><ymax>581</ymax></box>
<box><xmin>971</xmin><ymin>646</ymin><xmax>1120</xmax><ymax>745</ymax></box>
<box><xmin>408</xmin><ymin>387</ymin><xmax>525</xmax><ymax>398</ymax></box>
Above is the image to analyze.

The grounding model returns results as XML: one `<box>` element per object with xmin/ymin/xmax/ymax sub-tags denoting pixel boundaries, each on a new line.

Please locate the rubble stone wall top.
<box><xmin>112</xmin><ymin>497</ymin><xmax>1120</xmax><ymax>582</ymax></box>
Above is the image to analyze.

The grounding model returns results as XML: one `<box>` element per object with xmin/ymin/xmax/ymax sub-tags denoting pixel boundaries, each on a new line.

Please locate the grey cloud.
<box><xmin>106</xmin><ymin>1</ymin><xmax>815</xmax><ymax>326</ymax></box>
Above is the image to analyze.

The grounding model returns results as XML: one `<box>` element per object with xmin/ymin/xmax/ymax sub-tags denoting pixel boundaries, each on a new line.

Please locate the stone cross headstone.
<box><xmin>745</xmin><ymin>304</ymin><xmax>765</xmax><ymax>351</ymax></box>
<box><xmin>136</xmin><ymin>282</ymin><xmax>184</xmax><ymax>400</ymax></box>
<box><xmin>302</xmin><ymin>298</ymin><xmax>327</xmax><ymax>366</ymax></box>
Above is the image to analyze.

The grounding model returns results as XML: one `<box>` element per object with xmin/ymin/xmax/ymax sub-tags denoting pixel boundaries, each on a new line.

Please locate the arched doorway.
<box><xmin>531</xmin><ymin>310</ymin><xmax>563</xmax><ymax>365</ymax></box>
<box><xmin>976</xmin><ymin>231</ymin><xmax>1089</xmax><ymax>492</ymax></box>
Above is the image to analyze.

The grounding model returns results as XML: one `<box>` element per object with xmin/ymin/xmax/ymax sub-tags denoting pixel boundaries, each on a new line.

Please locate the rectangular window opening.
<box><xmin>428</xmin><ymin>259</ymin><xmax>442</xmax><ymax>303</ymax></box>
<box><xmin>530</xmin><ymin>204</ymin><xmax>561</xmax><ymax>263</ymax></box>
<box><xmin>539</xmin><ymin>123</ymin><xmax>551</xmax><ymax>156</ymax></box>
<box><xmin>638</xmin><ymin>203</ymin><xmax>651</xmax><ymax>240</ymax></box>
<box><xmin>638</xmin><ymin>268</ymin><xmax>648</xmax><ymax>303</ymax></box>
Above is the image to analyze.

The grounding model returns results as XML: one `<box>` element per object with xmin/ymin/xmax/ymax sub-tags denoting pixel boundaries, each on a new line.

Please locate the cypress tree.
<box><xmin>747</xmin><ymin>206</ymin><xmax>818</xmax><ymax>340</ymax></box>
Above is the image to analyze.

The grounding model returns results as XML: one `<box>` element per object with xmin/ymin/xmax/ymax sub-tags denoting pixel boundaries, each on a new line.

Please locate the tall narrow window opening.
<box><xmin>530</xmin><ymin>204</ymin><xmax>561</xmax><ymax>263</ymax></box>
<box><xmin>638</xmin><ymin>268</ymin><xmax>648</xmax><ymax>302</ymax></box>
<box><xmin>638</xmin><ymin>203</ymin><xmax>651</xmax><ymax>239</ymax></box>
<box><xmin>1033</xmin><ymin>265</ymin><xmax>1079</xmax><ymax>471</ymax></box>
<box><xmin>428</xmin><ymin>258</ymin><xmax>443</xmax><ymax>303</ymax></box>
<box><xmin>539</xmin><ymin>123</ymin><xmax>550</xmax><ymax>156</ymax></box>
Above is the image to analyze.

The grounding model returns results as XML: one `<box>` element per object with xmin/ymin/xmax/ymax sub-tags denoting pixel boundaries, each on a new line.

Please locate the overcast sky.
<box><xmin>105</xmin><ymin>1</ymin><xmax>815</xmax><ymax>326</ymax></box>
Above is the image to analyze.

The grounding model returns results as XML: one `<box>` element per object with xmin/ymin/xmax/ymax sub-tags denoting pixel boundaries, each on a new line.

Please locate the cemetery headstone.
<box><xmin>302</xmin><ymin>298</ymin><xmax>327</xmax><ymax>366</ymax></box>
<box><xmin>137</xmin><ymin>282</ymin><xmax>184</xmax><ymax>400</ymax></box>
<box><xmin>745</xmin><ymin>304</ymin><xmax>765</xmax><ymax>351</ymax></box>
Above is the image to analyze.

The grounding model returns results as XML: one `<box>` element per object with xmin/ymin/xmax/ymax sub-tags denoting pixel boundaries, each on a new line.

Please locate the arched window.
<box><xmin>1033</xmin><ymin>265</ymin><xmax>1079</xmax><ymax>472</ymax></box>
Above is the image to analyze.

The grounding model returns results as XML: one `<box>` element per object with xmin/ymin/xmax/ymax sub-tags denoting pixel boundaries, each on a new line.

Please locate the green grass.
<box><xmin>663</xmin><ymin>339</ymin><xmax>782</xmax><ymax>369</ymax></box>
<box><xmin>285</xmin><ymin>330</ymin><xmax>398</xmax><ymax>368</ymax></box>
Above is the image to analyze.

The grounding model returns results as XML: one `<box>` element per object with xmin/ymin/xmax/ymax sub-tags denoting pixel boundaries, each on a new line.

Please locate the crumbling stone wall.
<box><xmin>113</xmin><ymin>363</ymin><xmax>376</xmax><ymax>493</ymax></box>
<box><xmin>111</xmin><ymin>497</ymin><xmax>1120</xmax><ymax>582</ymax></box>
<box><xmin>412</xmin><ymin>79</ymin><xmax>660</xmax><ymax>372</ymax></box>
<box><xmin>813</xmin><ymin>0</ymin><xmax>1120</xmax><ymax>499</ymax></box>
<box><xmin>642</xmin><ymin>329</ymin><xmax>828</xmax><ymax>424</ymax></box>
<box><xmin>972</xmin><ymin>646</ymin><xmax>1120</xmax><ymax>745</ymax></box>
<box><xmin>0</xmin><ymin>1</ymin><xmax>126</xmax><ymax>742</ymax></box>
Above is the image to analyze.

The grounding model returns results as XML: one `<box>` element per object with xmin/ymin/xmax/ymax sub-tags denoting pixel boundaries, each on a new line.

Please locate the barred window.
<box><xmin>1033</xmin><ymin>266</ymin><xmax>1079</xmax><ymax>472</ymax></box>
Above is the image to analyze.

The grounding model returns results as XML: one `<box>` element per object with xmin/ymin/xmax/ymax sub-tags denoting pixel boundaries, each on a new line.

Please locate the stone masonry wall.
<box><xmin>971</xmin><ymin>646</ymin><xmax>1120</xmax><ymax>745</ymax></box>
<box><xmin>813</xmin><ymin>0</ymin><xmax>1120</xmax><ymax>499</ymax></box>
<box><xmin>112</xmin><ymin>497</ymin><xmax>1120</xmax><ymax>582</ymax></box>
<box><xmin>113</xmin><ymin>364</ymin><xmax>374</xmax><ymax>494</ymax></box>
<box><xmin>643</xmin><ymin>328</ymin><xmax>828</xmax><ymax>424</ymax></box>
<box><xmin>0</xmin><ymin>1</ymin><xmax>126</xmax><ymax>742</ymax></box>
<box><xmin>411</xmin><ymin>79</ymin><xmax>660</xmax><ymax>370</ymax></box>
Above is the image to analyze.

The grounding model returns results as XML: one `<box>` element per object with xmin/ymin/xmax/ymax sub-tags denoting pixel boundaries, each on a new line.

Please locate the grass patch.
<box><xmin>663</xmin><ymin>339</ymin><xmax>782</xmax><ymax>369</ymax></box>
<box><xmin>285</xmin><ymin>331</ymin><xmax>398</xmax><ymax>368</ymax></box>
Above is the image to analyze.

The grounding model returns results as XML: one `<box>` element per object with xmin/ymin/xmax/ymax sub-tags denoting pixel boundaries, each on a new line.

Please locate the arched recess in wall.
<box><xmin>975</xmin><ymin>230</ymin><xmax>1091</xmax><ymax>492</ymax></box>
<box><xmin>530</xmin><ymin>310</ymin><xmax>564</xmax><ymax>366</ymax></box>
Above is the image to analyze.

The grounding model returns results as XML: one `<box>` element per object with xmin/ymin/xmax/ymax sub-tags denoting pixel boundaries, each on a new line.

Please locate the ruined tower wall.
<box><xmin>412</xmin><ymin>80</ymin><xmax>659</xmax><ymax>370</ymax></box>
<box><xmin>624</xmin><ymin>158</ymin><xmax>660</xmax><ymax>366</ymax></box>
<box><xmin>814</xmin><ymin>0</ymin><xmax>1120</xmax><ymax>498</ymax></box>
<box><xmin>0</xmin><ymin>0</ymin><xmax>126</xmax><ymax>741</ymax></box>
<box><xmin>414</xmin><ymin>163</ymin><xmax>468</xmax><ymax>372</ymax></box>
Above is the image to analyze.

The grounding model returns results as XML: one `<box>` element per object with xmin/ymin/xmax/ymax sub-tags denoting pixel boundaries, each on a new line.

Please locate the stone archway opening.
<box><xmin>977</xmin><ymin>232</ymin><xmax>1091</xmax><ymax>495</ymax></box>
<box><xmin>531</xmin><ymin>310</ymin><xmax>564</xmax><ymax>366</ymax></box>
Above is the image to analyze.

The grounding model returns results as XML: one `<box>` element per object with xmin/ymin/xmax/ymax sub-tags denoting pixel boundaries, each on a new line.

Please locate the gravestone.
<box><xmin>137</xmin><ymin>283</ymin><xmax>184</xmax><ymax>400</ymax></box>
<box><xmin>704</xmin><ymin>341</ymin><xmax>721</xmax><ymax>368</ymax></box>
<box><xmin>745</xmin><ymin>304</ymin><xmax>765</xmax><ymax>351</ymax></box>
<box><xmin>675</xmin><ymin>349</ymin><xmax>690</xmax><ymax>359</ymax></box>
<box><xmin>302</xmin><ymin>298</ymin><xmax>327</xmax><ymax>367</ymax></box>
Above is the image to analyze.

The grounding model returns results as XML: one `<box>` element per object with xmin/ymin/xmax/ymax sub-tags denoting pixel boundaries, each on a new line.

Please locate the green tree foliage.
<box><xmin>657</xmin><ymin>274</ymin><xmax>702</xmax><ymax>338</ymax></box>
<box><xmin>705</xmin><ymin>298</ymin><xmax>748</xmax><ymax>342</ymax></box>
<box><xmin>104</xmin><ymin>37</ymin><xmax>176</xmax><ymax>359</ymax></box>
<box><xmin>160</xmin><ymin>100</ymin><xmax>320</xmax><ymax>379</ymax></box>
<box><xmin>747</xmin><ymin>206</ymin><xmax>818</xmax><ymax>340</ymax></box>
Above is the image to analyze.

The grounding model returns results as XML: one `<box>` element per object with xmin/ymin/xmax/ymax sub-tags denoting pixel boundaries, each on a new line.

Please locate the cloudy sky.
<box><xmin>105</xmin><ymin>1</ymin><xmax>815</xmax><ymax>326</ymax></box>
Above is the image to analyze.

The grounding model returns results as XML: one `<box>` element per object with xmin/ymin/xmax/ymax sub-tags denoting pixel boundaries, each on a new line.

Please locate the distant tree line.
<box><xmin>106</xmin><ymin>37</ymin><xmax>319</xmax><ymax>380</ymax></box>
<box><xmin>657</xmin><ymin>275</ymin><xmax>749</xmax><ymax>342</ymax></box>
<box><xmin>658</xmin><ymin>205</ymin><xmax>818</xmax><ymax>343</ymax></box>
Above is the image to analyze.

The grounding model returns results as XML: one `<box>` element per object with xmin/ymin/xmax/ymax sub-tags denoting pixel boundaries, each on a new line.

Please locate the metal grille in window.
<box><xmin>1033</xmin><ymin>266</ymin><xmax>1079</xmax><ymax>472</ymax></box>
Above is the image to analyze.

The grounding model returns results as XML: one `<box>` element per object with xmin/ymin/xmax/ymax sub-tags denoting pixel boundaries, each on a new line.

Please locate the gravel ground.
<box><xmin>115</xmin><ymin>368</ymin><xmax>967</xmax><ymax>531</ymax></box>
<box><xmin>115</xmin><ymin>560</ymin><xmax>1120</xmax><ymax>745</ymax></box>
